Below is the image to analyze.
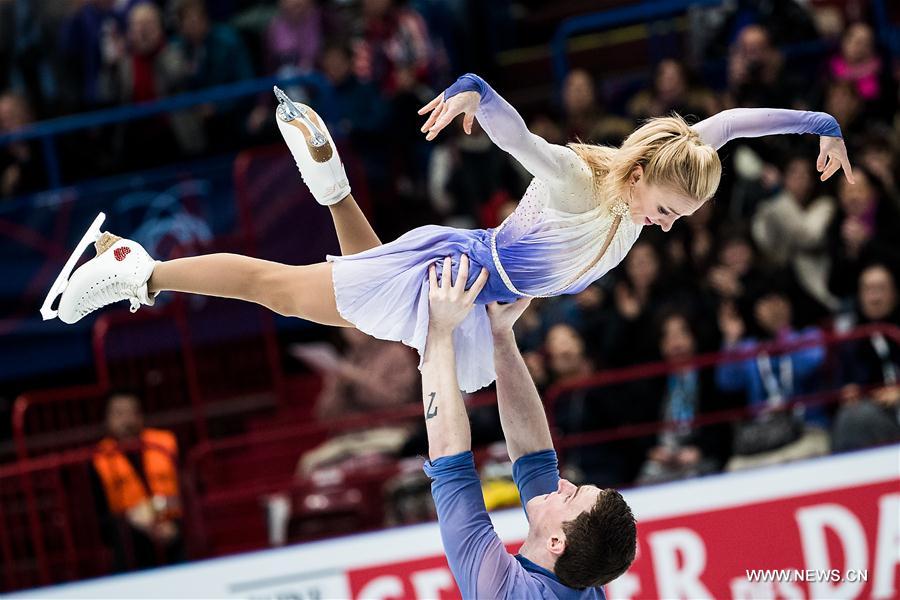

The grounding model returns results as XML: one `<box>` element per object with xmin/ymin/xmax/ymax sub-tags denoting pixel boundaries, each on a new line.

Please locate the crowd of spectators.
<box><xmin>489</xmin><ymin>9</ymin><xmax>900</xmax><ymax>486</ymax></box>
<box><xmin>2</xmin><ymin>0</ymin><xmax>900</xmax><ymax>530</ymax></box>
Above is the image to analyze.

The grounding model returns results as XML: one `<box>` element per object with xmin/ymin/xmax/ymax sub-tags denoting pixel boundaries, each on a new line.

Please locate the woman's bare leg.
<box><xmin>329</xmin><ymin>193</ymin><xmax>382</xmax><ymax>255</ymax></box>
<box><xmin>148</xmin><ymin>255</ymin><xmax>350</xmax><ymax>327</ymax></box>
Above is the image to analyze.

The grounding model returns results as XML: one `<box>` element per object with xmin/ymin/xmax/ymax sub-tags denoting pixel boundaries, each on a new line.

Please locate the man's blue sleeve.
<box><xmin>512</xmin><ymin>449</ymin><xmax>561</xmax><ymax>514</ymax></box>
<box><xmin>425</xmin><ymin>451</ymin><xmax>529</xmax><ymax>599</ymax></box>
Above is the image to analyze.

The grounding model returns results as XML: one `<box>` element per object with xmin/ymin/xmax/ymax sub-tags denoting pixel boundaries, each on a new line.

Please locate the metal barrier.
<box><xmin>5</xmin><ymin>323</ymin><xmax>899</xmax><ymax>591</ymax></box>
<box><xmin>551</xmin><ymin>0</ymin><xmax>723</xmax><ymax>84</ymax></box>
<box><xmin>549</xmin><ymin>0</ymin><xmax>900</xmax><ymax>86</ymax></box>
<box><xmin>0</xmin><ymin>440</ymin><xmax>183</xmax><ymax>592</ymax></box>
<box><xmin>181</xmin><ymin>322</ymin><xmax>900</xmax><ymax>553</ymax></box>
<box><xmin>14</xmin><ymin>296</ymin><xmax>291</xmax><ymax>461</ymax></box>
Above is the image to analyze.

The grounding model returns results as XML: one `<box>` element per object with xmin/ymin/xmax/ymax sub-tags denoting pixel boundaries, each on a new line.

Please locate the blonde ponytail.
<box><xmin>569</xmin><ymin>114</ymin><xmax>721</xmax><ymax>211</ymax></box>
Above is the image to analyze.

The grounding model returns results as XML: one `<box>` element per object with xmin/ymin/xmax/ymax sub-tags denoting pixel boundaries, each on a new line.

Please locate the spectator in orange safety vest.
<box><xmin>90</xmin><ymin>390</ymin><xmax>185</xmax><ymax>571</ymax></box>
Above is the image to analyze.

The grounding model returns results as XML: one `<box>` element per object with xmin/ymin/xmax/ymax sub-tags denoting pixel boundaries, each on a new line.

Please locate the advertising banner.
<box><xmin>15</xmin><ymin>444</ymin><xmax>898</xmax><ymax>600</ymax></box>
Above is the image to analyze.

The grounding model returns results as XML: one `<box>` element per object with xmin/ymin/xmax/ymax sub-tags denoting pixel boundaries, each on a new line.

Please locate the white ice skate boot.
<box><xmin>274</xmin><ymin>86</ymin><xmax>350</xmax><ymax>206</ymax></box>
<box><xmin>40</xmin><ymin>213</ymin><xmax>159</xmax><ymax>324</ymax></box>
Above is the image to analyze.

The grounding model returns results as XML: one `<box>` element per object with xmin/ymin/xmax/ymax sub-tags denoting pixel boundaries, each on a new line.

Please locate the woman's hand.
<box><xmin>428</xmin><ymin>255</ymin><xmax>488</xmax><ymax>334</ymax></box>
<box><xmin>817</xmin><ymin>136</ymin><xmax>855</xmax><ymax>183</ymax></box>
<box><xmin>418</xmin><ymin>91</ymin><xmax>480</xmax><ymax>141</ymax></box>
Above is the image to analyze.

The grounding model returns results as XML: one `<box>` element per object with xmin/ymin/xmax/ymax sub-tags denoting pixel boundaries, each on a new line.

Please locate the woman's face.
<box><xmin>784</xmin><ymin>158</ymin><xmax>813</xmax><ymax>202</ymax></box>
<box><xmin>660</xmin><ymin>315</ymin><xmax>696</xmax><ymax>360</ymax></box>
<box><xmin>719</xmin><ymin>239</ymin><xmax>753</xmax><ymax>274</ymax></box>
<box><xmin>842</xmin><ymin>23</ymin><xmax>875</xmax><ymax>64</ymax></box>
<box><xmin>281</xmin><ymin>0</ymin><xmax>313</xmax><ymax>21</ymax></box>
<box><xmin>625</xmin><ymin>242</ymin><xmax>660</xmax><ymax>289</ymax></box>
<box><xmin>839</xmin><ymin>169</ymin><xmax>874</xmax><ymax>216</ymax></box>
<box><xmin>628</xmin><ymin>166</ymin><xmax>704</xmax><ymax>232</ymax></box>
<box><xmin>655</xmin><ymin>60</ymin><xmax>687</xmax><ymax>101</ymax></box>
<box><xmin>562</xmin><ymin>69</ymin><xmax>596</xmax><ymax>116</ymax></box>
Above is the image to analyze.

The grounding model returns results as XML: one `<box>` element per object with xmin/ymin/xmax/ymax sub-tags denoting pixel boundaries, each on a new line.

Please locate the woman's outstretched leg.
<box><xmin>149</xmin><ymin>254</ymin><xmax>349</xmax><ymax>326</ymax></box>
<box><xmin>274</xmin><ymin>88</ymin><xmax>382</xmax><ymax>256</ymax></box>
<box><xmin>54</xmin><ymin>230</ymin><xmax>350</xmax><ymax>327</ymax></box>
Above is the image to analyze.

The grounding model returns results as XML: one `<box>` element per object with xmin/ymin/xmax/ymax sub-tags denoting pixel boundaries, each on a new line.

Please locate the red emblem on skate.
<box><xmin>114</xmin><ymin>246</ymin><xmax>131</xmax><ymax>261</ymax></box>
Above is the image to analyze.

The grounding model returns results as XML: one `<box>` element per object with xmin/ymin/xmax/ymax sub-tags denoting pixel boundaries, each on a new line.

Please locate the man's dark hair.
<box><xmin>554</xmin><ymin>489</ymin><xmax>637</xmax><ymax>589</ymax></box>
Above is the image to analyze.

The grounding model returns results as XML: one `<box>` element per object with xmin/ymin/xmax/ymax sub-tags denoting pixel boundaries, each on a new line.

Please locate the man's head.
<box><xmin>545</xmin><ymin>324</ymin><xmax>590</xmax><ymax>380</ymax></box>
<box><xmin>659</xmin><ymin>310</ymin><xmax>697</xmax><ymax>361</ymax></box>
<box><xmin>321</xmin><ymin>43</ymin><xmax>353</xmax><ymax>85</ymax></box>
<box><xmin>562</xmin><ymin>69</ymin><xmax>596</xmax><ymax>118</ymax></box>
<box><xmin>841</xmin><ymin>22</ymin><xmax>875</xmax><ymax>64</ymax></box>
<box><xmin>105</xmin><ymin>391</ymin><xmax>144</xmax><ymax>441</ymax></box>
<box><xmin>624</xmin><ymin>240</ymin><xmax>660</xmax><ymax>291</ymax></box>
<box><xmin>128</xmin><ymin>2</ymin><xmax>164</xmax><ymax>56</ymax></box>
<box><xmin>653</xmin><ymin>59</ymin><xmax>688</xmax><ymax>103</ymax></box>
<box><xmin>753</xmin><ymin>289</ymin><xmax>793</xmax><ymax>336</ymax></box>
<box><xmin>175</xmin><ymin>0</ymin><xmax>210</xmax><ymax>45</ymax></box>
<box><xmin>858</xmin><ymin>264</ymin><xmax>898</xmax><ymax>322</ymax></box>
<box><xmin>525</xmin><ymin>479</ymin><xmax>636</xmax><ymax>588</ymax></box>
<box><xmin>783</xmin><ymin>156</ymin><xmax>815</xmax><ymax>204</ymax></box>
<box><xmin>733</xmin><ymin>24</ymin><xmax>773</xmax><ymax>66</ymax></box>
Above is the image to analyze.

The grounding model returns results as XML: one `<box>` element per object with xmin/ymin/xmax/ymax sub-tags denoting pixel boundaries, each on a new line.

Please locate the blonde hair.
<box><xmin>569</xmin><ymin>114</ymin><xmax>721</xmax><ymax>211</ymax></box>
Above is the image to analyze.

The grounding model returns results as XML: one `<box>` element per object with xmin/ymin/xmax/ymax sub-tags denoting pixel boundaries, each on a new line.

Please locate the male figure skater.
<box><xmin>421</xmin><ymin>255</ymin><xmax>636</xmax><ymax>598</ymax></box>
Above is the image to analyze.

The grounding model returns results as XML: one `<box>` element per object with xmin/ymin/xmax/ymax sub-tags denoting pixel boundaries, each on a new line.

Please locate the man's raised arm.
<box><xmin>487</xmin><ymin>301</ymin><xmax>555</xmax><ymax>462</ymax></box>
<box><xmin>422</xmin><ymin>256</ymin><xmax>488</xmax><ymax>459</ymax></box>
<box><xmin>422</xmin><ymin>258</ymin><xmax>527</xmax><ymax>599</ymax></box>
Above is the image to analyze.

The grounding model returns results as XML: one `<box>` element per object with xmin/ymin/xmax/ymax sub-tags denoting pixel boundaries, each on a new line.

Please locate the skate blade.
<box><xmin>273</xmin><ymin>87</ymin><xmax>332</xmax><ymax>161</ymax></box>
<box><xmin>40</xmin><ymin>212</ymin><xmax>106</xmax><ymax>321</ymax></box>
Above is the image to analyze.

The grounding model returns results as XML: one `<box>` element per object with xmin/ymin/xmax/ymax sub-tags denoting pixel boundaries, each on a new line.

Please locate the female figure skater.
<box><xmin>43</xmin><ymin>74</ymin><xmax>854</xmax><ymax>392</ymax></box>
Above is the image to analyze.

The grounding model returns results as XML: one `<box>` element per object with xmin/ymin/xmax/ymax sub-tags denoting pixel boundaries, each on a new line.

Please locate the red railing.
<box><xmin>4</xmin><ymin>323</ymin><xmax>899</xmax><ymax>592</ymax></box>
<box><xmin>543</xmin><ymin>322</ymin><xmax>900</xmax><ymax>458</ymax></box>
<box><xmin>0</xmin><ymin>441</ymin><xmax>183</xmax><ymax>592</ymax></box>
<box><xmin>13</xmin><ymin>295</ymin><xmax>292</xmax><ymax>461</ymax></box>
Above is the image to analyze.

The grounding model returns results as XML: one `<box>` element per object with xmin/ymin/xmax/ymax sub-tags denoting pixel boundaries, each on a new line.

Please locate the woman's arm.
<box><xmin>420</xmin><ymin>74</ymin><xmax>583</xmax><ymax>186</ymax></box>
<box><xmin>692</xmin><ymin>108</ymin><xmax>855</xmax><ymax>183</ymax></box>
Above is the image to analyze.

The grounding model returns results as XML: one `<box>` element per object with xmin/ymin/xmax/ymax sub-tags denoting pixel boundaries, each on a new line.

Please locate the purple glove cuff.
<box><xmin>443</xmin><ymin>73</ymin><xmax>489</xmax><ymax>102</ymax></box>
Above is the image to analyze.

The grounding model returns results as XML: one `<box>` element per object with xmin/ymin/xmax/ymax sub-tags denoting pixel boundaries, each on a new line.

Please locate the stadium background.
<box><xmin>0</xmin><ymin>0</ymin><xmax>898</xmax><ymax>597</ymax></box>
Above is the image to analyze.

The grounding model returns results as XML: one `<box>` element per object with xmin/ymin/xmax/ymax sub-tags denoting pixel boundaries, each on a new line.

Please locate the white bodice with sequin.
<box><xmin>471</xmin><ymin>81</ymin><xmax>642</xmax><ymax>297</ymax></box>
<box><xmin>490</xmin><ymin>175</ymin><xmax>643</xmax><ymax>297</ymax></box>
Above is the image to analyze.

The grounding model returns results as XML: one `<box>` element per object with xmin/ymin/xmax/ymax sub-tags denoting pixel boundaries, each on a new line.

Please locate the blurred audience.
<box><xmin>427</xmin><ymin>117</ymin><xmax>522</xmax><ymax>227</ymax></box>
<box><xmin>828</xmin><ymin>23</ymin><xmax>885</xmax><ymax>107</ymax></box>
<box><xmin>826</xmin><ymin>167</ymin><xmax>900</xmax><ymax>299</ymax></box>
<box><xmin>97</xmin><ymin>2</ymin><xmax>181</xmax><ymax>167</ymax></box>
<box><xmin>725</xmin><ymin>24</ymin><xmax>801</xmax><ymax>109</ymax></box>
<box><xmin>59</xmin><ymin>0</ymin><xmax>125</xmax><ymax>109</ymax></box>
<box><xmin>3</xmin><ymin>2</ymin><xmax>900</xmax><ymax>555</ymax></box>
<box><xmin>752</xmin><ymin>156</ymin><xmax>838</xmax><ymax>315</ymax></box>
<box><xmin>704</xmin><ymin>230</ymin><xmax>762</xmax><ymax>304</ymax></box>
<box><xmin>0</xmin><ymin>92</ymin><xmax>44</xmax><ymax>197</ymax></box>
<box><xmin>832</xmin><ymin>264</ymin><xmax>900</xmax><ymax>451</ymax></box>
<box><xmin>716</xmin><ymin>281</ymin><xmax>830</xmax><ymax>471</ymax></box>
<box><xmin>636</xmin><ymin>309</ymin><xmax>734</xmax><ymax>484</ymax></box>
<box><xmin>264</xmin><ymin>0</ymin><xmax>326</xmax><ymax>75</ymax></box>
<box><xmin>628</xmin><ymin>59</ymin><xmax>718</xmax><ymax>121</ymax></box>
<box><xmin>164</xmin><ymin>0</ymin><xmax>254</xmax><ymax>154</ymax></box>
<box><xmin>91</xmin><ymin>390</ymin><xmax>185</xmax><ymax>571</ymax></box>
<box><xmin>293</xmin><ymin>329</ymin><xmax>419</xmax><ymax>422</ymax></box>
<box><xmin>99</xmin><ymin>3</ymin><xmax>170</xmax><ymax>104</ymax></box>
<box><xmin>560</xmin><ymin>68</ymin><xmax>600</xmax><ymax>140</ymax></box>
<box><xmin>352</xmin><ymin>0</ymin><xmax>432</xmax><ymax>96</ymax></box>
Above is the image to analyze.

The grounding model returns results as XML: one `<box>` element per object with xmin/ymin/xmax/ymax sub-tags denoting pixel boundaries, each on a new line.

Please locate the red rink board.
<box><xmin>13</xmin><ymin>445</ymin><xmax>899</xmax><ymax>600</ymax></box>
<box><xmin>346</xmin><ymin>480</ymin><xmax>898</xmax><ymax>599</ymax></box>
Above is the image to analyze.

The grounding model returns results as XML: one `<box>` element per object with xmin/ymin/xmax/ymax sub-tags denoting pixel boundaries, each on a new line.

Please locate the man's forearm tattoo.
<box><xmin>425</xmin><ymin>391</ymin><xmax>438</xmax><ymax>420</ymax></box>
